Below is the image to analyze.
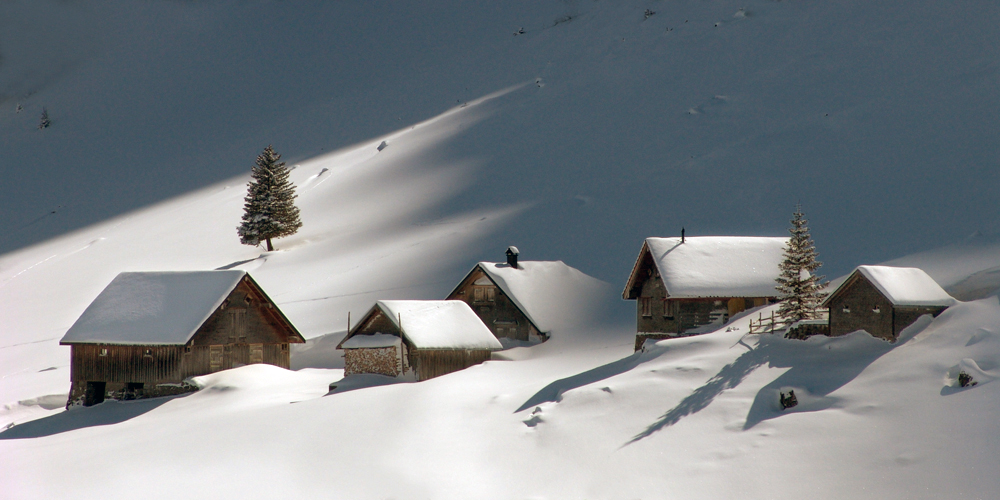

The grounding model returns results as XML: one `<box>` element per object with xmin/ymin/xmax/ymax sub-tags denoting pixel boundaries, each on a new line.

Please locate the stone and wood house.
<box><xmin>337</xmin><ymin>300</ymin><xmax>502</xmax><ymax>381</ymax></box>
<box><xmin>60</xmin><ymin>270</ymin><xmax>304</xmax><ymax>407</ymax></box>
<box><xmin>822</xmin><ymin>265</ymin><xmax>956</xmax><ymax>341</ymax></box>
<box><xmin>623</xmin><ymin>236</ymin><xmax>788</xmax><ymax>350</ymax></box>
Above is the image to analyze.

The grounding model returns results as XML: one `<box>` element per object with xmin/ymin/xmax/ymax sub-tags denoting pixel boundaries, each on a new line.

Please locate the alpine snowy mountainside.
<box><xmin>3</xmin><ymin>0</ymin><xmax>1000</xmax><ymax>498</ymax></box>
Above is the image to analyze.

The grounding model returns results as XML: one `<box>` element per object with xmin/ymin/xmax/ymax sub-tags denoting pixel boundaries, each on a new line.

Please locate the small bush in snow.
<box><xmin>38</xmin><ymin>108</ymin><xmax>51</xmax><ymax>129</ymax></box>
<box><xmin>780</xmin><ymin>390</ymin><xmax>798</xmax><ymax>410</ymax></box>
<box><xmin>958</xmin><ymin>371</ymin><xmax>977</xmax><ymax>388</ymax></box>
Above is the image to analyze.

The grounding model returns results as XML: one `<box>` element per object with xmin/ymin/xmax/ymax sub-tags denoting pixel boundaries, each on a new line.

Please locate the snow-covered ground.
<box><xmin>3</xmin><ymin>0</ymin><xmax>1000</xmax><ymax>498</ymax></box>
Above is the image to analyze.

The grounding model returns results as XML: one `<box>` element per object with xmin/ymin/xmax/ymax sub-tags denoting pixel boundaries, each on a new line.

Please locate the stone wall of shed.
<box><xmin>828</xmin><ymin>276</ymin><xmax>895</xmax><ymax>340</ymax></box>
<box><xmin>344</xmin><ymin>347</ymin><xmax>400</xmax><ymax>377</ymax></box>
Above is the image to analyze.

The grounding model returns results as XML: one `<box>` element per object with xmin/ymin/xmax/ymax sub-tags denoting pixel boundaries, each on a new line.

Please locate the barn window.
<box><xmin>640</xmin><ymin>297</ymin><xmax>652</xmax><ymax>317</ymax></box>
<box><xmin>143</xmin><ymin>349</ymin><xmax>153</xmax><ymax>357</ymax></box>
<box><xmin>244</xmin><ymin>296</ymin><xmax>253</xmax><ymax>305</ymax></box>
<box><xmin>662</xmin><ymin>300</ymin><xmax>674</xmax><ymax>320</ymax></box>
<box><xmin>873</xmin><ymin>305</ymin><xmax>881</xmax><ymax>314</ymax></box>
<box><xmin>184</xmin><ymin>346</ymin><xmax>192</xmax><ymax>353</ymax></box>
<box><xmin>99</xmin><ymin>348</ymin><xmax>108</xmax><ymax>357</ymax></box>
<box><xmin>843</xmin><ymin>305</ymin><xmax>851</xmax><ymax>313</ymax></box>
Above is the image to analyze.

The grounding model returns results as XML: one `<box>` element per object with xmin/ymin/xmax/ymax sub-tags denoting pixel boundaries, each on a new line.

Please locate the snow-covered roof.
<box><xmin>828</xmin><ymin>265</ymin><xmax>957</xmax><ymax>307</ymax></box>
<box><xmin>376</xmin><ymin>300</ymin><xmax>502</xmax><ymax>350</ymax></box>
<box><xmin>474</xmin><ymin>260</ymin><xmax>599</xmax><ymax>333</ymax></box>
<box><xmin>628</xmin><ymin>237</ymin><xmax>788</xmax><ymax>298</ymax></box>
<box><xmin>341</xmin><ymin>333</ymin><xmax>402</xmax><ymax>349</ymax></box>
<box><xmin>60</xmin><ymin>271</ymin><xmax>246</xmax><ymax>345</ymax></box>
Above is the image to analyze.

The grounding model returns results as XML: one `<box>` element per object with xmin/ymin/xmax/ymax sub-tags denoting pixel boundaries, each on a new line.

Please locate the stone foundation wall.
<box><xmin>344</xmin><ymin>347</ymin><xmax>400</xmax><ymax>377</ymax></box>
<box><xmin>67</xmin><ymin>380</ymin><xmax>198</xmax><ymax>408</ymax></box>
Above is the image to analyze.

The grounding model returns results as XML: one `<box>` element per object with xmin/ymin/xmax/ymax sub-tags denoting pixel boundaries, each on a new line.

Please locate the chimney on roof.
<box><xmin>506</xmin><ymin>246</ymin><xmax>520</xmax><ymax>269</ymax></box>
<box><xmin>681</xmin><ymin>227</ymin><xmax>685</xmax><ymax>243</ymax></box>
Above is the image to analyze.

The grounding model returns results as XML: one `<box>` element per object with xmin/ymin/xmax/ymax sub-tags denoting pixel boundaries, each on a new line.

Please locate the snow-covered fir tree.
<box><xmin>775</xmin><ymin>205</ymin><xmax>828</xmax><ymax>324</ymax></box>
<box><xmin>237</xmin><ymin>146</ymin><xmax>302</xmax><ymax>251</ymax></box>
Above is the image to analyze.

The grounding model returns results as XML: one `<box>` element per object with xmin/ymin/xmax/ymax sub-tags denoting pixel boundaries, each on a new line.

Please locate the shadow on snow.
<box><xmin>0</xmin><ymin>396</ymin><xmax>184</xmax><ymax>440</ymax></box>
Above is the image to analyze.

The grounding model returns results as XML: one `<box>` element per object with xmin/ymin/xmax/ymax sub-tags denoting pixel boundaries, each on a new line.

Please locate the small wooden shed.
<box><xmin>337</xmin><ymin>300</ymin><xmax>502</xmax><ymax>381</ymax></box>
<box><xmin>823</xmin><ymin>265</ymin><xmax>956</xmax><ymax>341</ymax></box>
<box><xmin>623</xmin><ymin>236</ymin><xmax>787</xmax><ymax>350</ymax></box>
<box><xmin>60</xmin><ymin>271</ymin><xmax>304</xmax><ymax>407</ymax></box>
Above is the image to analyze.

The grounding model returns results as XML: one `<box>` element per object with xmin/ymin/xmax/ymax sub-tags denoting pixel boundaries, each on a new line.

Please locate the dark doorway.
<box><xmin>123</xmin><ymin>382</ymin><xmax>144</xmax><ymax>400</ymax></box>
<box><xmin>84</xmin><ymin>381</ymin><xmax>106</xmax><ymax>406</ymax></box>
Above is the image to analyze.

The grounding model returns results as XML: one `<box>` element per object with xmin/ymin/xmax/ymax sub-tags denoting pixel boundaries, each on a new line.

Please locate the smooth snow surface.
<box><xmin>60</xmin><ymin>271</ymin><xmax>245</xmax><ymax>345</ymax></box>
<box><xmin>852</xmin><ymin>265</ymin><xmax>957</xmax><ymax>307</ymax></box>
<box><xmin>340</xmin><ymin>333</ymin><xmax>401</xmax><ymax>349</ymax></box>
<box><xmin>476</xmin><ymin>260</ymin><xmax>612</xmax><ymax>333</ymax></box>
<box><xmin>644</xmin><ymin>237</ymin><xmax>788</xmax><ymax>298</ymax></box>
<box><xmin>375</xmin><ymin>300</ymin><xmax>502</xmax><ymax>350</ymax></box>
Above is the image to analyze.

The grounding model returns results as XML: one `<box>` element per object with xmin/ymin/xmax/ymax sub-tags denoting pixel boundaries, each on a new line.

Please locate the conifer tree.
<box><xmin>775</xmin><ymin>205</ymin><xmax>828</xmax><ymax>324</ymax></box>
<box><xmin>237</xmin><ymin>146</ymin><xmax>302</xmax><ymax>251</ymax></box>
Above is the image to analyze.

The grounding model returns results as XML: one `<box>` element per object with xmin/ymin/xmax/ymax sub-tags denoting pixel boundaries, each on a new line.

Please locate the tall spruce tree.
<box><xmin>237</xmin><ymin>146</ymin><xmax>302</xmax><ymax>251</ymax></box>
<box><xmin>775</xmin><ymin>205</ymin><xmax>828</xmax><ymax>324</ymax></box>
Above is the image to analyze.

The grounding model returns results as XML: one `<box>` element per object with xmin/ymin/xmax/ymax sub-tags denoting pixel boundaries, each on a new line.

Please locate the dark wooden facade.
<box><xmin>627</xmin><ymin>252</ymin><xmax>773</xmax><ymax>350</ymax></box>
<box><xmin>339</xmin><ymin>306</ymin><xmax>494</xmax><ymax>382</ymax></box>
<box><xmin>826</xmin><ymin>272</ymin><xmax>948</xmax><ymax>342</ymax></box>
<box><xmin>63</xmin><ymin>275</ymin><xmax>303</xmax><ymax>407</ymax></box>
<box><xmin>446</xmin><ymin>265</ymin><xmax>544</xmax><ymax>343</ymax></box>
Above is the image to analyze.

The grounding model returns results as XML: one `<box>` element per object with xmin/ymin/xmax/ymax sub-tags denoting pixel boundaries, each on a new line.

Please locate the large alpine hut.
<box><xmin>623</xmin><ymin>236</ymin><xmax>787</xmax><ymax>349</ymax></box>
<box><xmin>60</xmin><ymin>270</ymin><xmax>304</xmax><ymax>407</ymax></box>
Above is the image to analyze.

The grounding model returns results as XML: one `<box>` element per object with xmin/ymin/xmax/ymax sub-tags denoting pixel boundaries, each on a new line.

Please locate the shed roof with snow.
<box><xmin>340</xmin><ymin>300</ymin><xmax>502</xmax><ymax>351</ymax></box>
<box><xmin>823</xmin><ymin>265</ymin><xmax>957</xmax><ymax>307</ymax></box>
<box><xmin>623</xmin><ymin>236</ymin><xmax>789</xmax><ymax>299</ymax></box>
<box><xmin>60</xmin><ymin>270</ymin><xmax>302</xmax><ymax>345</ymax></box>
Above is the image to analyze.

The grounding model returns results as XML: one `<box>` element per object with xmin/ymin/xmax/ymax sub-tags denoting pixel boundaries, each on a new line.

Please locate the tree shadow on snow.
<box><xmin>626</xmin><ymin>328</ymin><xmax>912</xmax><ymax>446</ymax></box>
<box><xmin>0</xmin><ymin>396</ymin><xmax>182</xmax><ymax>440</ymax></box>
<box><xmin>515</xmin><ymin>353</ymin><xmax>647</xmax><ymax>413</ymax></box>
<box><xmin>624</xmin><ymin>343</ymin><xmax>767</xmax><ymax>446</ymax></box>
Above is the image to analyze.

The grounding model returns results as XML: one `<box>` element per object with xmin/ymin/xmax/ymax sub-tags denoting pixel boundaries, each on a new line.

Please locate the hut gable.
<box><xmin>59</xmin><ymin>271</ymin><xmax>303</xmax><ymax>407</ymax></box>
<box><xmin>823</xmin><ymin>265</ymin><xmax>956</xmax><ymax>341</ymax></box>
<box><xmin>447</xmin><ymin>260</ymin><xmax>598</xmax><ymax>342</ymax></box>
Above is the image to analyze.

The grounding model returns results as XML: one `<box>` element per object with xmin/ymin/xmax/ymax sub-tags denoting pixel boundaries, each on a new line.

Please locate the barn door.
<box><xmin>210</xmin><ymin>345</ymin><xmax>224</xmax><ymax>371</ymax></box>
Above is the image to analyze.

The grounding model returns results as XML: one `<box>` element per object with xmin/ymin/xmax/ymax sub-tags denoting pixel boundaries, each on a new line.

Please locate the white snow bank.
<box><xmin>377</xmin><ymin>300</ymin><xmax>502</xmax><ymax>350</ymax></box>
<box><xmin>643</xmin><ymin>237</ymin><xmax>788</xmax><ymax>298</ymax></box>
<box><xmin>341</xmin><ymin>333</ymin><xmax>401</xmax><ymax>349</ymax></box>
<box><xmin>60</xmin><ymin>271</ymin><xmax>245</xmax><ymax>345</ymax></box>
<box><xmin>476</xmin><ymin>260</ymin><xmax>613</xmax><ymax>334</ymax></box>
<box><xmin>853</xmin><ymin>265</ymin><xmax>957</xmax><ymax>306</ymax></box>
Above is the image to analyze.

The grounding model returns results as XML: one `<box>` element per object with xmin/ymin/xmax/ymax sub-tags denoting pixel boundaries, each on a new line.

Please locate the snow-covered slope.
<box><xmin>3</xmin><ymin>0</ymin><xmax>1000</xmax><ymax>498</ymax></box>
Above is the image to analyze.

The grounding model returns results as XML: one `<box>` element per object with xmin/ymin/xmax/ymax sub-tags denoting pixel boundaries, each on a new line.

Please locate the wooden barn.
<box><xmin>623</xmin><ymin>236</ymin><xmax>788</xmax><ymax>350</ymax></box>
<box><xmin>59</xmin><ymin>270</ymin><xmax>304</xmax><ymax>407</ymax></box>
<box><xmin>823</xmin><ymin>265</ymin><xmax>956</xmax><ymax>341</ymax></box>
<box><xmin>446</xmin><ymin>247</ymin><xmax>598</xmax><ymax>345</ymax></box>
<box><xmin>337</xmin><ymin>300</ymin><xmax>502</xmax><ymax>381</ymax></box>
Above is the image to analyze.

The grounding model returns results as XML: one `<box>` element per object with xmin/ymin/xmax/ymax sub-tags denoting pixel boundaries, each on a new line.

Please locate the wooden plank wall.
<box><xmin>71</xmin><ymin>345</ymin><xmax>184</xmax><ymax>384</ymax></box>
<box><xmin>414</xmin><ymin>349</ymin><xmax>492</xmax><ymax>381</ymax></box>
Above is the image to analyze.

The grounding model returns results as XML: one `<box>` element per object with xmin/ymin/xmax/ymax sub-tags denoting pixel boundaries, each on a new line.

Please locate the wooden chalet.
<box><xmin>623</xmin><ymin>236</ymin><xmax>787</xmax><ymax>350</ymax></box>
<box><xmin>337</xmin><ymin>300</ymin><xmax>502</xmax><ymax>381</ymax></box>
<box><xmin>60</xmin><ymin>271</ymin><xmax>304</xmax><ymax>407</ymax></box>
<box><xmin>823</xmin><ymin>265</ymin><xmax>956</xmax><ymax>341</ymax></box>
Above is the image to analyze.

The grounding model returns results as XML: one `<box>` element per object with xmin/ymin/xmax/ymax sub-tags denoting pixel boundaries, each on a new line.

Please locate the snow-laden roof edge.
<box><xmin>823</xmin><ymin>265</ymin><xmax>957</xmax><ymax>307</ymax></box>
<box><xmin>623</xmin><ymin>236</ymin><xmax>789</xmax><ymax>299</ymax></box>
<box><xmin>339</xmin><ymin>300</ymin><xmax>502</xmax><ymax>351</ymax></box>
<box><xmin>60</xmin><ymin>270</ymin><xmax>247</xmax><ymax>345</ymax></box>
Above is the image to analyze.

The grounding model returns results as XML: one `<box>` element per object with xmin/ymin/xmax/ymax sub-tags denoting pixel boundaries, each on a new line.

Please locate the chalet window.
<box><xmin>873</xmin><ymin>305</ymin><xmax>881</xmax><ymax>314</ymax></box>
<box><xmin>473</xmin><ymin>287</ymin><xmax>495</xmax><ymax>303</ymax></box>
<box><xmin>662</xmin><ymin>300</ymin><xmax>674</xmax><ymax>320</ymax></box>
<box><xmin>229</xmin><ymin>309</ymin><xmax>248</xmax><ymax>335</ymax></box>
<box><xmin>250</xmin><ymin>344</ymin><xmax>264</xmax><ymax>364</ymax></box>
<box><xmin>143</xmin><ymin>349</ymin><xmax>153</xmax><ymax>357</ymax></box>
<box><xmin>843</xmin><ymin>305</ymin><xmax>851</xmax><ymax>313</ymax></box>
<box><xmin>184</xmin><ymin>346</ymin><xmax>192</xmax><ymax>354</ymax></box>
<box><xmin>210</xmin><ymin>345</ymin><xmax>223</xmax><ymax>371</ymax></box>
<box><xmin>99</xmin><ymin>348</ymin><xmax>108</xmax><ymax>357</ymax></box>
<box><xmin>640</xmin><ymin>297</ymin><xmax>652</xmax><ymax>317</ymax></box>
<box><xmin>281</xmin><ymin>343</ymin><xmax>289</xmax><ymax>352</ymax></box>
